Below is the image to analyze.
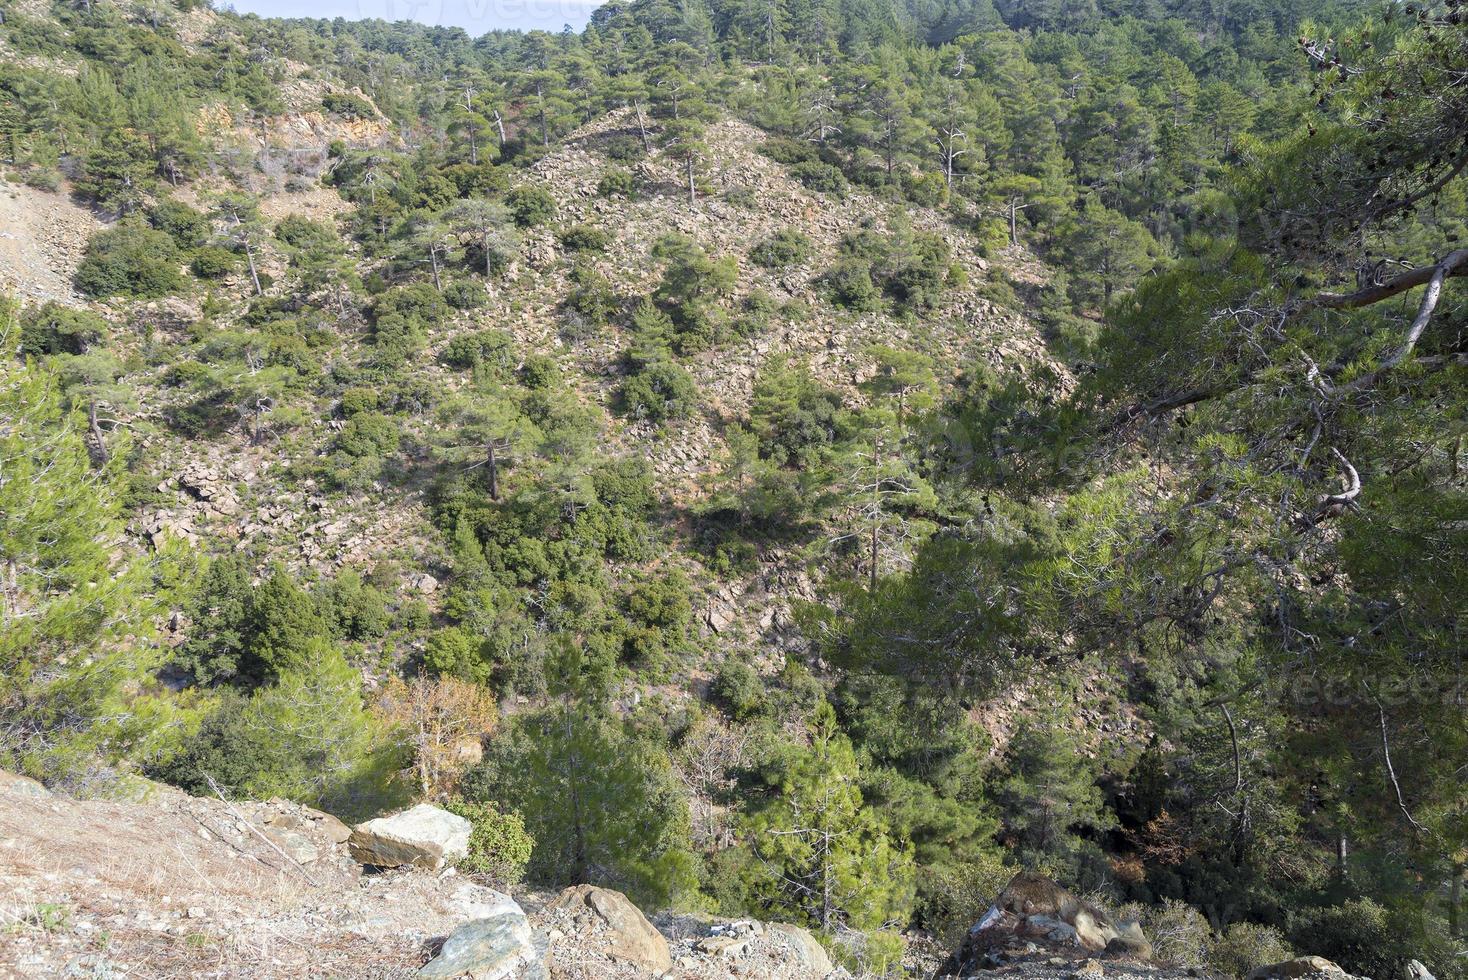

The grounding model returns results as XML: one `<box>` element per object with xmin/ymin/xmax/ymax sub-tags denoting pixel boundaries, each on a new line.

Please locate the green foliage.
<box><xmin>18</xmin><ymin>303</ymin><xmax>107</xmax><ymax>357</ymax></box>
<box><xmin>506</xmin><ymin>185</ymin><xmax>556</xmax><ymax>226</ymax></box>
<box><xmin>464</xmin><ymin>704</ymin><xmax>698</xmax><ymax>910</ymax></box>
<box><xmin>442</xmin><ymin>800</ymin><xmax>535</xmax><ymax>884</ymax></box>
<box><xmin>710</xmin><ymin>659</ymin><xmax>764</xmax><ymax>721</ymax></box>
<box><xmin>189</xmin><ymin>246</ymin><xmax>237</xmax><ymax>279</ymax></box>
<box><xmin>749</xmin><ymin>228</ymin><xmax>813</xmax><ymax>269</ymax></box>
<box><xmin>1288</xmin><ymin>899</ymin><xmax>1446</xmax><ymax>980</ymax></box>
<box><xmin>75</xmin><ymin>222</ymin><xmax>185</xmax><ymax>299</ymax></box>
<box><xmin>321</xmin><ymin>90</ymin><xmax>375</xmax><ymax>119</ymax></box>
<box><xmin>790</xmin><ymin>160</ymin><xmax>847</xmax><ymax>196</ymax></box>
<box><xmin>0</xmin><ymin>363</ymin><xmax>169</xmax><ymax>785</ymax></box>
<box><xmin>147</xmin><ymin>200</ymin><xmax>209</xmax><ymax>248</ymax></box>
<box><xmin>558</xmin><ymin>224</ymin><xmax>610</xmax><ymax>252</ymax></box>
<box><xmin>154</xmin><ymin>642</ymin><xmax>407</xmax><ymax>820</ymax></box>
<box><xmin>621</xmin><ymin>359</ymin><xmax>698</xmax><ymax>423</ymax></box>
<box><xmin>994</xmin><ymin>700</ymin><xmax>1114</xmax><ymax>880</ymax></box>
<box><xmin>1208</xmin><ymin>923</ymin><xmax>1293</xmax><ymax>977</ymax></box>
<box><xmin>739</xmin><ymin>701</ymin><xmax>915</xmax><ymax>932</ymax></box>
<box><xmin>597</xmin><ymin>168</ymin><xmax>635</xmax><ymax>197</ymax></box>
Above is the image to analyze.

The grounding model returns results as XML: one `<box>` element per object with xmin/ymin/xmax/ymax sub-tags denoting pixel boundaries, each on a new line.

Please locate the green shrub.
<box><xmin>1144</xmin><ymin>900</ymin><xmax>1212</xmax><ymax>970</ymax></box>
<box><xmin>823</xmin><ymin>260</ymin><xmax>882</xmax><ymax>311</ymax></box>
<box><xmin>621</xmin><ymin>360</ymin><xmax>698</xmax><ymax>423</ymax></box>
<box><xmin>19</xmin><ymin>303</ymin><xmax>107</xmax><ymax>357</ymax></box>
<box><xmin>75</xmin><ymin>222</ymin><xmax>185</xmax><ymax>299</ymax></box>
<box><xmin>790</xmin><ymin>160</ymin><xmax>847</xmax><ymax>196</ymax></box>
<box><xmin>274</xmin><ymin>215</ymin><xmax>339</xmax><ymax>251</ymax></box>
<box><xmin>321</xmin><ymin>91</ymin><xmax>376</xmax><ymax>119</ymax></box>
<box><xmin>507</xmin><ymin>186</ymin><xmax>556</xmax><ymax>227</ymax></box>
<box><xmin>758</xmin><ymin>137</ymin><xmax>819</xmax><ymax>165</ymax></box>
<box><xmin>602</xmin><ymin>133</ymin><xmax>644</xmax><ymax>162</ymax></box>
<box><xmin>442</xmin><ymin>278</ymin><xmax>487</xmax><ymax>310</ymax></box>
<box><xmin>189</xmin><ymin>246</ymin><xmax>238</xmax><ymax>279</ymax></box>
<box><xmin>443</xmin><ymin>800</ymin><xmax>535</xmax><ymax>884</ymax></box>
<box><xmin>711</xmin><ymin>659</ymin><xmax>764</xmax><ymax>720</ymax></box>
<box><xmin>597</xmin><ymin>169</ymin><xmax>635</xmax><ymax>198</ymax></box>
<box><xmin>148</xmin><ymin>199</ymin><xmax>209</xmax><ymax>248</ymax></box>
<box><xmin>336</xmin><ymin>412</ymin><xmax>400</xmax><ymax>458</ymax></box>
<box><xmin>1288</xmin><ymin>899</ymin><xmax>1443</xmax><ymax>980</ymax></box>
<box><xmin>338</xmin><ymin>386</ymin><xmax>380</xmax><ymax>416</ymax></box>
<box><xmin>749</xmin><ymin>228</ymin><xmax>813</xmax><ymax>269</ymax></box>
<box><xmin>1209</xmin><ymin>923</ymin><xmax>1293</xmax><ymax>977</ymax></box>
<box><xmin>441</xmin><ymin>329</ymin><xmax>516</xmax><ymax>371</ymax></box>
<box><xmin>558</xmin><ymin>224</ymin><xmax>611</xmax><ymax>252</ymax></box>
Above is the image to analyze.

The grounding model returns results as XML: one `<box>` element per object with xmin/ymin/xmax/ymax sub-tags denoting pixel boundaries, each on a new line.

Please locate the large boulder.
<box><xmin>419</xmin><ymin>910</ymin><xmax>542</xmax><ymax>980</ymax></box>
<box><xmin>552</xmin><ymin>884</ymin><xmax>672</xmax><ymax>974</ymax></box>
<box><xmin>768</xmin><ymin>922</ymin><xmax>834</xmax><ymax>975</ymax></box>
<box><xmin>349</xmin><ymin>803</ymin><xmax>471</xmax><ymax>871</ymax></box>
<box><xmin>1248</xmin><ymin>956</ymin><xmax>1348</xmax><ymax>980</ymax></box>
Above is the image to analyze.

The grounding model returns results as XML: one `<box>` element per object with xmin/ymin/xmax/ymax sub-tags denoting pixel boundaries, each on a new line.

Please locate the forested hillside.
<box><xmin>1</xmin><ymin>0</ymin><xmax>1464</xmax><ymax>972</ymax></box>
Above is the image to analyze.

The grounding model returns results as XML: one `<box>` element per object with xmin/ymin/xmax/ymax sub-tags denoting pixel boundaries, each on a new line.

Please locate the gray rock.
<box><xmin>349</xmin><ymin>803</ymin><xmax>471</xmax><ymax>871</ymax></box>
<box><xmin>552</xmin><ymin>884</ymin><xmax>672</xmax><ymax>974</ymax></box>
<box><xmin>768</xmin><ymin>922</ymin><xmax>834</xmax><ymax>975</ymax></box>
<box><xmin>1248</xmin><ymin>956</ymin><xmax>1347</xmax><ymax>980</ymax></box>
<box><xmin>0</xmin><ymin>769</ymin><xmax>50</xmax><ymax>799</ymax></box>
<box><xmin>1405</xmin><ymin>961</ymin><xmax>1436</xmax><ymax>980</ymax></box>
<box><xmin>419</xmin><ymin>912</ymin><xmax>539</xmax><ymax>980</ymax></box>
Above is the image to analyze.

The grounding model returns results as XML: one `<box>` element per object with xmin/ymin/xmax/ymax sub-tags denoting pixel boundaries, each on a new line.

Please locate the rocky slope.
<box><xmin>1</xmin><ymin>773</ymin><xmax>1374</xmax><ymax>980</ymax></box>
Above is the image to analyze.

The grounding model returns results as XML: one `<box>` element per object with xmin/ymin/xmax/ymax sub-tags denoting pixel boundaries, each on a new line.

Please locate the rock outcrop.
<box><xmin>1248</xmin><ymin>956</ymin><xmax>1349</xmax><ymax>980</ymax></box>
<box><xmin>349</xmin><ymin>802</ymin><xmax>472</xmax><ymax>870</ymax></box>
<box><xmin>944</xmin><ymin>872</ymin><xmax>1153</xmax><ymax>975</ymax></box>
<box><xmin>550</xmin><ymin>884</ymin><xmax>673</xmax><ymax>974</ymax></box>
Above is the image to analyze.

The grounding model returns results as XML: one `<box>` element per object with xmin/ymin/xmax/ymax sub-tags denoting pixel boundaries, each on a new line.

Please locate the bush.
<box><xmin>442</xmin><ymin>278</ymin><xmax>487</xmax><ymax>310</ymax></box>
<box><xmin>1209</xmin><ymin>923</ymin><xmax>1293</xmax><ymax>977</ymax></box>
<box><xmin>443</xmin><ymin>800</ymin><xmax>535</xmax><ymax>884</ymax></box>
<box><xmin>790</xmin><ymin>161</ymin><xmax>848</xmax><ymax>196</ymax></box>
<box><xmin>441</xmin><ymin>329</ymin><xmax>516</xmax><ymax>371</ymax></box>
<box><xmin>621</xmin><ymin>360</ymin><xmax>698</xmax><ymax>423</ymax></box>
<box><xmin>758</xmin><ymin>137</ymin><xmax>819</xmax><ymax>165</ymax></box>
<box><xmin>711</xmin><ymin>659</ymin><xmax>764</xmax><ymax>720</ymax></box>
<box><xmin>19</xmin><ymin>303</ymin><xmax>107</xmax><ymax>357</ymax></box>
<box><xmin>189</xmin><ymin>245</ymin><xmax>238</xmax><ymax>279</ymax></box>
<box><xmin>1144</xmin><ymin>900</ymin><xmax>1212</xmax><ymax>970</ymax></box>
<box><xmin>558</xmin><ymin>224</ymin><xmax>611</xmax><ymax>252</ymax></box>
<box><xmin>823</xmin><ymin>260</ymin><xmax>882</xmax><ymax>311</ymax></box>
<box><xmin>321</xmin><ymin>91</ymin><xmax>376</xmax><ymax>119</ymax></box>
<box><xmin>75</xmin><ymin>222</ymin><xmax>185</xmax><ymax>299</ymax></box>
<box><xmin>597</xmin><ymin>169</ymin><xmax>635</xmax><ymax>198</ymax></box>
<box><xmin>336</xmin><ymin>412</ymin><xmax>400</xmax><ymax>458</ymax></box>
<box><xmin>602</xmin><ymin>133</ymin><xmax>645</xmax><ymax>162</ymax></box>
<box><xmin>148</xmin><ymin>199</ymin><xmax>209</xmax><ymax>248</ymax></box>
<box><xmin>507</xmin><ymin>186</ymin><xmax>556</xmax><ymax>227</ymax></box>
<box><xmin>274</xmin><ymin>215</ymin><xmax>339</xmax><ymax>252</ymax></box>
<box><xmin>1288</xmin><ymin>898</ymin><xmax>1442</xmax><ymax>980</ymax></box>
<box><xmin>749</xmin><ymin>228</ymin><xmax>813</xmax><ymax>269</ymax></box>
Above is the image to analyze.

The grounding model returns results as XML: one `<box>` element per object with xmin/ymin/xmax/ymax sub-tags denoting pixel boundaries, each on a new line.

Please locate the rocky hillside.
<box><xmin>1</xmin><ymin>773</ymin><xmax>1385</xmax><ymax>980</ymax></box>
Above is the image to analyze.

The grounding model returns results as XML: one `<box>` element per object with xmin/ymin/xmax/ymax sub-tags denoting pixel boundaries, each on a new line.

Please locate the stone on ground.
<box><xmin>552</xmin><ymin>884</ymin><xmax>672</xmax><ymax>974</ymax></box>
<box><xmin>349</xmin><ymin>803</ymin><xmax>471</xmax><ymax>871</ymax></box>
<box><xmin>1248</xmin><ymin>956</ymin><xmax>1347</xmax><ymax>980</ymax></box>
<box><xmin>767</xmin><ymin>922</ymin><xmax>834</xmax><ymax>975</ymax></box>
<box><xmin>418</xmin><ymin>910</ymin><xmax>540</xmax><ymax>980</ymax></box>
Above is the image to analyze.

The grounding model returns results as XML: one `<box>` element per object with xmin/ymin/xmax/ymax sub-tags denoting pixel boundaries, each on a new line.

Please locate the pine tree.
<box><xmin>744</xmin><ymin>701</ymin><xmax>915</xmax><ymax>932</ymax></box>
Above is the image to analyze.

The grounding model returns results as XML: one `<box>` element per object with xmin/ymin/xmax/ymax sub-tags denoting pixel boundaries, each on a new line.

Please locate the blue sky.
<box><xmin>223</xmin><ymin>0</ymin><xmax>601</xmax><ymax>35</ymax></box>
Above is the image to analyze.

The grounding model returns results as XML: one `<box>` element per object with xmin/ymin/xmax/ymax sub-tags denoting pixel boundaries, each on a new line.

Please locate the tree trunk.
<box><xmin>1450</xmin><ymin>861</ymin><xmax>1464</xmax><ymax>939</ymax></box>
<box><xmin>635</xmin><ymin>104</ymin><xmax>650</xmax><ymax>152</ymax></box>
<box><xmin>492</xmin><ymin>110</ymin><xmax>506</xmax><ymax>148</ymax></box>
<box><xmin>242</xmin><ymin>236</ymin><xmax>262</xmax><ymax>296</ymax></box>
<box><xmin>486</xmin><ymin>442</ymin><xmax>500</xmax><ymax>500</ymax></box>
<box><xmin>86</xmin><ymin>400</ymin><xmax>109</xmax><ymax>468</ymax></box>
<box><xmin>429</xmin><ymin>245</ymin><xmax>441</xmax><ymax>292</ymax></box>
<box><xmin>686</xmin><ymin>155</ymin><xmax>696</xmax><ymax>204</ymax></box>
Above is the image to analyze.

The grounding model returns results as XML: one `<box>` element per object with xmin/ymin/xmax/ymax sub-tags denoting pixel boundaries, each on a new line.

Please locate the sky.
<box><xmin>222</xmin><ymin>0</ymin><xmax>602</xmax><ymax>35</ymax></box>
